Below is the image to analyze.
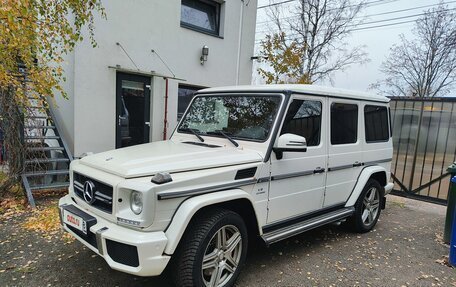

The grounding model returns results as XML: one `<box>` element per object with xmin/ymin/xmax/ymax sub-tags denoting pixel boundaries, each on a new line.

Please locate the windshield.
<box><xmin>178</xmin><ymin>95</ymin><xmax>282</xmax><ymax>142</ymax></box>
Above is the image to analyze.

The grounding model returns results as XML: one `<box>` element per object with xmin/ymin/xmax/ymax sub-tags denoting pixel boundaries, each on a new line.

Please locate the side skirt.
<box><xmin>261</xmin><ymin>207</ymin><xmax>355</xmax><ymax>246</ymax></box>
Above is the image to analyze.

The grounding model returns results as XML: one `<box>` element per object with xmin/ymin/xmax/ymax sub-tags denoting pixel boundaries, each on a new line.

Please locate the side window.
<box><xmin>331</xmin><ymin>103</ymin><xmax>358</xmax><ymax>145</ymax></box>
<box><xmin>280</xmin><ymin>100</ymin><xmax>322</xmax><ymax>146</ymax></box>
<box><xmin>178</xmin><ymin>85</ymin><xmax>202</xmax><ymax>120</ymax></box>
<box><xmin>364</xmin><ymin>105</ymin><xmax>389</xmax><ymax>142</ymax></box>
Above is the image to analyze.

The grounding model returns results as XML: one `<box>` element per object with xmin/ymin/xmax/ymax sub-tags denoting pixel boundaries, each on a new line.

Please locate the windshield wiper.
<box><xmin>211</xmin><ymin>130</ymin><xmax>239</xmax><ymax>147</ymax></box>
<box><xmin>180</xmin><ymin>128</ymin><xmax>204</xmax><ymax>142</ymax></box>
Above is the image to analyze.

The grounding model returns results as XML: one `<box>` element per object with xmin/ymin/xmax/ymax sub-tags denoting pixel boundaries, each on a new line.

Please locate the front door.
<box><xmin>267</xmin><ymin>95</ymin><xmax>327</xmax><ymax>223</ymax></box>
<box><xmin>116</xmin><ymin>73</ymin><xmax>151</xmax><ymax>148</ymax></box>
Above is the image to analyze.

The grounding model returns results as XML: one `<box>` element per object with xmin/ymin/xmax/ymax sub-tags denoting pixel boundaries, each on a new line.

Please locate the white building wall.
<box><xmin>52</xmin><ymin>0</ymin><xmax>257</xmax><ymax>157</ymax></box>
<box><xmin>51</xmin><ymin>50</ymin><xmax>75</xmax><ymax>152</ymax></box>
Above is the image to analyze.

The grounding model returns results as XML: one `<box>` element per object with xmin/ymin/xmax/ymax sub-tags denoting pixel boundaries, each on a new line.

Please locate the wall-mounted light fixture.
<box><xmin>200</xmin><ymin>45</ymin><xmax>209</xmax><ymax>65</ymax></box>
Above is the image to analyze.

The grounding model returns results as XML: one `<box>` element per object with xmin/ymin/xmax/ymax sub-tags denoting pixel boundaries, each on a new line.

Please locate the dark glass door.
<box><xmin>116</xmin><ymin>73</ymin><xmax>151</xmax><ymax>148</ymax></box>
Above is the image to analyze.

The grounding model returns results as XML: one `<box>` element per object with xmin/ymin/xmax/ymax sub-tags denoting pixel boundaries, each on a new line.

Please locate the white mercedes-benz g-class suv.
<box><xmin>59</xmin><ymin>85</ymin><xmax>394</xmax><ymax>287</ymax></box>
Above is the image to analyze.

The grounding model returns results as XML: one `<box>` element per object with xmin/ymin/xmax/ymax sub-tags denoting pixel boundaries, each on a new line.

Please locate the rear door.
<box><xmin>324</xmin><ymin>99</ymin><xmax>363</xmax><ymax>207</ymax></box>
<box><xmin>267</xmin><ymin>94</ymin><xmax>327</xmax><ymax>223</ymax></box>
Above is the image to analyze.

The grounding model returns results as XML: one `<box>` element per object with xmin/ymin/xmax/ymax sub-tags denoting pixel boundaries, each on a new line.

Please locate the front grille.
<box><xmin>106</xmin><ymin>239</ymin><xmax>139</xmax><ymax>267</ymax></box>
<box><xmin>73</xmin><ymin>172</ymin><xmax>113</xmax><ymax>213</ymax></box>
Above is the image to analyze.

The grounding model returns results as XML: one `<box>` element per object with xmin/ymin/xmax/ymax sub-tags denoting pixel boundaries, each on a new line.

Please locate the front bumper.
<box><xmin>58</xmin><ymin>195</ymin><xmax>170</xmax><ymax>277</ymax></box>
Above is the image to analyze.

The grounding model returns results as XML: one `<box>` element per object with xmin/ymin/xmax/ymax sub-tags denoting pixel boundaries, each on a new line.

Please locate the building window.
<box><xmin>331</xmin><ymin>103</ymin><xmax>358</xmax><ymax>145</ymax></box>
<box><xmin>181</xmin><ymin>0</ymin><xmax>221</xmax><ymax>36</ymax></box>
<box><xmin>364</xmin><ymin>105</ymin><xmax>389</xmax><ymax>142</ymax></box>
<box><xmin>178</xmin><ymin>85</ymin><xmax>202</xmax><ymax>120</ymax></box>
<box><xmin>281</xmin><ymin>100</ymin><xmax>322</xmax><ymax>146</ymax></box>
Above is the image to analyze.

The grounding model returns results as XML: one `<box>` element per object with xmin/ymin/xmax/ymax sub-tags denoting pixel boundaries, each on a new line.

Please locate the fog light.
<box><xmin>130</xmin><ymin>191</ymin><xmax>143</xmax><ymax>215</ymax></box>
<box><xmin>117</xmin><ymin>217</ymin><xmax>141</xmax><ymax>226</ymax></box>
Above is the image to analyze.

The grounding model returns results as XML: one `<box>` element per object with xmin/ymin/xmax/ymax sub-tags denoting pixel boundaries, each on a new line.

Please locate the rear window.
<box><xmin>364</xmin><ymin>105</ymin><xmax>389</xmax><ymax>142</ymax></box>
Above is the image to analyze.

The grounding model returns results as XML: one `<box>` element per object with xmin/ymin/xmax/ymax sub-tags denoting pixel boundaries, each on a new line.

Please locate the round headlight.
<box><xmin>130</xmin><ymin>191</ymin><xmax>143</xmax><ymax>215</ymax></box>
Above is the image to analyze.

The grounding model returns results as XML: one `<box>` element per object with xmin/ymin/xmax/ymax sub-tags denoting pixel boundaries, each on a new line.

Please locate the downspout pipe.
<box><xmin>163</xmin><ymin>77</ymin><xmax>169</xmax><ymax>140</ymax></box>
<box><xmin>235</xmin><ymin>0</ymin><xmax>245</xmax><ymax>85</ymax></box>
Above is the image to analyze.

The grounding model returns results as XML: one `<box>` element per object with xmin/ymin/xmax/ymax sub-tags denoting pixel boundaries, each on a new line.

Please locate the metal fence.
<box><xmin>389</xmin><ymin>97</ymin><xmax>456</xmax><ymax>205</ymax></box>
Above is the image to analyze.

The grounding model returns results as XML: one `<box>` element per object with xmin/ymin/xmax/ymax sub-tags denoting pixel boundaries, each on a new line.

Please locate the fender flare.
<box><xmin>345</xmin><ymin>165</ymin><xmax>387</xmax><ymax>207</ymax></box>
<box><xmin>163</xmin><ymin>189</ymin><xmax>260</xmax><ymax>254</ymax></box>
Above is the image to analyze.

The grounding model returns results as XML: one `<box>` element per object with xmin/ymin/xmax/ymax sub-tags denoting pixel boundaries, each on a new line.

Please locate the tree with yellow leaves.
<box><xmin>258</xmin><ymin>32</ymin><xmax>311</xmax><ymax>84</ymax></box>
<box><xmin>0</xmin><ymin>0</ymin><xmax>104</xmax><ymax>197</ymax></box>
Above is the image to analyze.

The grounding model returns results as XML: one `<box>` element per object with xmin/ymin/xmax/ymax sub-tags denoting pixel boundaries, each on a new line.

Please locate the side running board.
<box><xmin>261</xmin><ymin>207</ymin><xmax>355</xmax><ymax>245</ymax></box>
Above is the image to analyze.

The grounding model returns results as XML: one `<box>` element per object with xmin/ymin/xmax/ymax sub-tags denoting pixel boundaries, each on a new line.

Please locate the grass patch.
<box><xmin>389</xmin><ymin>200</ymin><xmax>406</xmax><ymax>208</ymax></box>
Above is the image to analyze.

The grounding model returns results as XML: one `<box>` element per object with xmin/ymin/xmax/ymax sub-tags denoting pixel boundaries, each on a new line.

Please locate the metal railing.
<box><xmin>389</xmin><ymin>97</ymin><xmax>456</xmax><ymax>205</ymax></box>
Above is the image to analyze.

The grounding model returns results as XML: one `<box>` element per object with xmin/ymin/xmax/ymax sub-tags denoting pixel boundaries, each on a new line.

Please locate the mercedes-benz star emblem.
<box><xmin>83</xmin><ymin>181</ymin><xmax>96</xmax><ymax>204</ymax></box>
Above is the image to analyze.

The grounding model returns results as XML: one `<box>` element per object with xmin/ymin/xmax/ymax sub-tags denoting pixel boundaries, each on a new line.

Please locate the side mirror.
<box><xmin>273</xmin><ymin>133</ymin><xmax>307</xmax><ymax>160</ymax></box>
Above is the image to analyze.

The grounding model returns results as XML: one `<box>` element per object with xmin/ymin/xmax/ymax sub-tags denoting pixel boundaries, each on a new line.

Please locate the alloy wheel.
<box><xmin>362</xmin><ymin>187</ymin><xmax>380</xmax><ymax>226</ymax></box>
<box><xmin>201</xmin><ymin>225</ymin><xmax>243</xmax><ymax>287</ymax></box>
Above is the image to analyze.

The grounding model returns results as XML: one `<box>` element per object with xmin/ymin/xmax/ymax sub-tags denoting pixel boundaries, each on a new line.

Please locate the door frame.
<box><xmin>266</xmin><ymin>93</ymin><xmax>328</xmax><ymax>224</ymax></box>
<box><xmin>115</xmin><ymin>72</ymin><xmax>151</xmax><ymax>148</ymax></box>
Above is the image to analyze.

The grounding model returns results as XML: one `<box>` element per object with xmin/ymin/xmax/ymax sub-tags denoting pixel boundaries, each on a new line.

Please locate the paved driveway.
<box><xmin>0</xmin><ymin>196</ymin><xmax>454</xmax><ymax>287</ymax></box>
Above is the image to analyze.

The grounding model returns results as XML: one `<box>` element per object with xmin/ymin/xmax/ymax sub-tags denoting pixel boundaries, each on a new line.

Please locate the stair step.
<box><xmin>25</xmin><ymin>158</ymin><xmax>70</xmax><ymax>164</ymax></box>
<box><xmin>261</xmin><ymin>207</ymin><xmax>355</xmax><ymax>245</ymax></box>
<box><xmin>24</xmin><ymin>125</ymin><xmax>56</xmax><ymax>129</ymax></box>
<box><xmin>25</xmin><ymin>135</ymin><xmax>60</xmax><ymax>140</ymax></box>
<box><xmin>27</xmin><ymin>147</ymin><xmax>64</xmax><ymax>152</ymax></box>
<box><xmin>23</xmin><ymin>170</ymin><xmax>70</xmax><ymax>177</ymax></box>
<box><xmin>29</xmin><ymin>182</ymin><xmax>70</xmax><ymax>191</ymax></box>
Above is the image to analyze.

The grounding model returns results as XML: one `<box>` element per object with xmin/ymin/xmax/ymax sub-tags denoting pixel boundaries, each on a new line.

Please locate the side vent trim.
<box><xmin>235</xmin><ymin>167</ymin><xmax>257</xmax><ymax>180</ymax></box>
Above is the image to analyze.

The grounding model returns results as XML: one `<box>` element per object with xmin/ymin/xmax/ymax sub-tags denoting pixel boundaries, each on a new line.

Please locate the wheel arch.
<box><xmin>345</xmin><ymin>166</ymin><xmax>388</xmax><ymax>207</ymax></box>
<box><xmin>163</xmin><ymin>189</ymin><xmax>261</xmax><ymax>255</ymax></box>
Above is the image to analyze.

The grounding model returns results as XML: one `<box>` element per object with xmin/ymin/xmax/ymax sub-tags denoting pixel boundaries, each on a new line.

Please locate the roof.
<box><xmin>198</xmin><ymin>84</ymin><xmax>390</xmax><ymax>103</ymax></box>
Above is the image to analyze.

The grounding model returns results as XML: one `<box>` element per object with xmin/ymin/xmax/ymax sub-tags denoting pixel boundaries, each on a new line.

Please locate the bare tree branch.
<box><xmin>374</xmin><ymin>2</ymin><xmax>456</xmax><ymax>97</ymax></box>
<box><xmin>258</xmin><ymin>0</ymin><xmax>368</xmax><ymax>84</ymax></box>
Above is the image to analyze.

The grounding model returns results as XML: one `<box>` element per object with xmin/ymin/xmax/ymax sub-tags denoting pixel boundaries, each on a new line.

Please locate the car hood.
<box><xmin>79</xmin><ymin>140</ymin><xmax>263</xmax><ymax>178</ymax></box>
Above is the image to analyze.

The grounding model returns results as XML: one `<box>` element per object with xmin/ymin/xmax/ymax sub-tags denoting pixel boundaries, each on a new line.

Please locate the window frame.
<box><xmin>364</xmin><ymin>104</ymin><xmax>390</xmax><ymax>144</ymax></box>
<box><xmin>388</xmin><ymin>107</ymin><xmax>393</xmax><ymax>138</ymax></box>
<box><xmin>330</xmin><ymin>102</ymin><xmax>359</xmax><ymax>145</ymax></box>
<box><xmin>180</xmin><ymin>0</ymin><xmax>221</xmax><ymax>37</ymax></box>
<box><xmin>177</xmin><ymin>84</ymin><xmax>206</xmax><ymax>121</ymax></box>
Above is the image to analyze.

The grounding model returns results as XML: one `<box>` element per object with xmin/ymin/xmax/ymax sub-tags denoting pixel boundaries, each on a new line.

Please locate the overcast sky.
<box><xmin>253</xmin><ymin>0</ymin><xmax>456</xmax><ymax>94</ymax></box>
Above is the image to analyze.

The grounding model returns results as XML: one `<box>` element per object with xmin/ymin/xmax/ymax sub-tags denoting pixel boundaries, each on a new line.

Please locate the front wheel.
<box><xmin>350</xmin><ymin>179</ymin><xmax>384</xmax><ymax>233</ymax></box>
<box><xmin>171</xmin><ymin>208</ymin><xmax>248</xmax><ymax>287</ymax></box>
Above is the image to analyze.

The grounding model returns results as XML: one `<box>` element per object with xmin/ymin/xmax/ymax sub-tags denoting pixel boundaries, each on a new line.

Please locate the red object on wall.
<box><xmin>163</xmin><ymin>78</ymin><xmax>169</xmax><ymax>140</ymax></box>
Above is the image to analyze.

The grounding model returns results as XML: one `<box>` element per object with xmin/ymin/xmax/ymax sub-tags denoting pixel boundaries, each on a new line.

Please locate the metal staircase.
<box><xmin>21</xmin><ymin>96</ymin><xmax>73</xmax><ymax>208</ymax></box>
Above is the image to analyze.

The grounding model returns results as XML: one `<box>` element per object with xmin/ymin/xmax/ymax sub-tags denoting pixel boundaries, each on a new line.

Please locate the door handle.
<box><xmin>313</xmin><ymin>167</ymin><xmax>325</xmax><ymax>174</ymax></box>
<box><xmin>145</xmin><ymin>122</ymin><xmax>150</xmax><ymax>127</ymax></box>
<box><xmin>353</xmin><ymin>161</ymin><xmax>363</xmax><ymax>167</ymax></box>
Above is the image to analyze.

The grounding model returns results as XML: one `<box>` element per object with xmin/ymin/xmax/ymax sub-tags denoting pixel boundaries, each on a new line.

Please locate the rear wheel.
<box><xmin>350</xmin><ymin>179</ymin><xmax>384</xmax><ymax>233</ymax></box>
<box><xmin>171</xmin><ymin>208</ymin><xmax>248</xmax><ymax>287</ymax></box>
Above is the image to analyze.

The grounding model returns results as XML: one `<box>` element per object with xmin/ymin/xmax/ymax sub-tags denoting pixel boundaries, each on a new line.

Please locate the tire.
<box><xmin>171</xmin><ymin>208</ymin><xmax>248</xmax><ymax>287</ymax></box>
<box><xmin>350</xmin><ymin>179</ymin><xmax>384</xmax><ymax>233</ymax></box>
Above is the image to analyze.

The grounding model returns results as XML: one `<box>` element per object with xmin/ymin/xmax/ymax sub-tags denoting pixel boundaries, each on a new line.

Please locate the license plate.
<box><xmin>63</xmin><ymin>209</ymin><xmax>87</xmax><ymax>234</ymax></box>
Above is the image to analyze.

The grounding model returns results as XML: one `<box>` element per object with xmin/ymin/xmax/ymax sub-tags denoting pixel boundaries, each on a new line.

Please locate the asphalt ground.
<box><xmin>0</xmin><ymin>195</ymin><xmax>454</xmax><ymax>287</ymax></box>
